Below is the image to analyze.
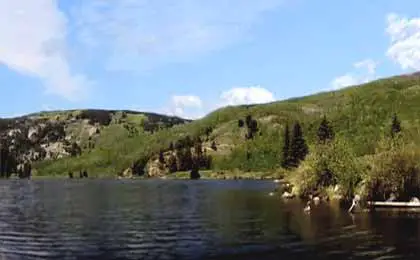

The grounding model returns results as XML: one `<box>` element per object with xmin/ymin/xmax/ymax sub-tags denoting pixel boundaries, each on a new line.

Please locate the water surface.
<box><xmin>0</xmin><ymin>179</ymin><xmax>419</xmax><ymax>259</ymax></box>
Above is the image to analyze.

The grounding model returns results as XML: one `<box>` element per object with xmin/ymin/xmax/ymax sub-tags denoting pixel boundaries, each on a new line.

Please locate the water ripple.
<box><xmin>0</xmin><ymin>180</ymin><xmax>418</xmax><ymax>259</ymax></box>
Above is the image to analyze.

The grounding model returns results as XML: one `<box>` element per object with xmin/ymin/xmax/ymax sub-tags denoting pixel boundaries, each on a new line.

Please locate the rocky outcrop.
<box><xmin>146</xmin><ymin>159</ymin><xmax>168</xmax><ymax>177</ymax></box>
<box><xmin>0</xmin><ymin>109</ymin><xmax>189</xmax><ymax>178</ymax></box>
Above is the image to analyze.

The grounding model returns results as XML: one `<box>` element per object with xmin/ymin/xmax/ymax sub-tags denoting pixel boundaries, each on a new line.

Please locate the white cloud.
<box><xmin>166</xmin><ymin>95</ymin><xmax>203</xmax><ymax>119</ymax></box>
<box><xmin>0</xmin><ymin>0</ymin><xmax>90</xmax><ymax>100</ymax></box>
<box><xmin>386</xmin><ymin>13</ymin><xmax>420</xmax><ymax>70</ymax></box>
<box><xmin>219</xmin><ymin>86</ymin><xmax>276</xmax><ymax>107</ymax></box>
<box><xmin>331</xmin><ymin>59</ymin><xmax>378</xmax><ymax>89</ymax></box>
<box><xmin>331</xmin><ymin>75</ymin><xmax>360</xmax><ymax>90</ymax></box>
<box><xmin>71</xmin><ymin>0</ymin><xmax>283</xmax><ymax>70</ymax></box>
<box><xmin>163</xmin><ymin>86</ymin><xmax>275</xmax><ymax>119</ymax></box>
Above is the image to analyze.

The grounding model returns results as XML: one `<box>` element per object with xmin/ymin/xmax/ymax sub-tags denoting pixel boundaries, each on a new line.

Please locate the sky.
<box><xmin>1</xmin><ymin>0</ymin><xmax>420</xmax><ymax>119</ymax></box>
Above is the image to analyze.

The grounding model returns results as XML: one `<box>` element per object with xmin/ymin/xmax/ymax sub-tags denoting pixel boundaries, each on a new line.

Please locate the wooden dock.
<box><xmin>367</xmin><ymin>201</ymin><xmax>420</xmax><ymax>208</ymax></box>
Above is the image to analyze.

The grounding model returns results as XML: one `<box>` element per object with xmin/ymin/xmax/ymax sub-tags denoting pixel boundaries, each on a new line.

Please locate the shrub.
<box><xmin>288</xmin><ymin>138</ymin><xmax>365</xmax><ymax>200</ymax></box>
<box><xmin>366</xmin><ymin>139</ymin><xmax>420</xmax><ymax>201</ymax></box>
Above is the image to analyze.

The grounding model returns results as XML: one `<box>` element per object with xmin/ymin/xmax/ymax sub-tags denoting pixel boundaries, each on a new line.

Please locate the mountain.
<box><xmin>2</xmin><ymin>72</ymin><xmax>420</xmax><ymax>178</ymax></box>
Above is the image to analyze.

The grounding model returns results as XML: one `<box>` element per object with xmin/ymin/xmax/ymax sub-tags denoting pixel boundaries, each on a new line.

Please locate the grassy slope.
<box><xmin>34</xmin><ymin>73</ymin><xmax>420</xmax><ymax>177</ymax></box>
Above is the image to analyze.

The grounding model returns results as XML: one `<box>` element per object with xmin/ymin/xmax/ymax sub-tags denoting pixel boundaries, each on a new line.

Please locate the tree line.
<box><xmin>279</xmin><ymin>112</ymin><xmax>402</xmax><ymax>170</ymax></box>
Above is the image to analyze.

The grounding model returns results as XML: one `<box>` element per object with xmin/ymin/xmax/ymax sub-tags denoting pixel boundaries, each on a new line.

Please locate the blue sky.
<box><xmin>1</xmin><ymin>0</ymin><xmax>420</xmax><ymax>119</ymax></box>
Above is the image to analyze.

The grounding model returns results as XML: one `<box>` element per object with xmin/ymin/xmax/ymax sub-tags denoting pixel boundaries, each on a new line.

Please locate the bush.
<box><xmin>288</xmin><ymin>138</ymin><xmax>365</xmax><ymax>200</ymax></box>
<box><xmin>366</xmin><ymin>139</ymin><xmax>420</xmax><ymax>201</ymax></box>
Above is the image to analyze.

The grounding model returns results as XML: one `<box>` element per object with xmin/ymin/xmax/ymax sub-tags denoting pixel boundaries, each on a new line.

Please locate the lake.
<box><xmin>0</xmin><ymin>180</ymin><xmax>419</xmax><ymax>259</ymax></box>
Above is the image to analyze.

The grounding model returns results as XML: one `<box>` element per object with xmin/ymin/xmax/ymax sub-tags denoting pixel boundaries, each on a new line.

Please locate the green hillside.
<box><xmin>29</xmin><ymin>72</ymin><xmax>420</xmax><ymax>181</ymax></box>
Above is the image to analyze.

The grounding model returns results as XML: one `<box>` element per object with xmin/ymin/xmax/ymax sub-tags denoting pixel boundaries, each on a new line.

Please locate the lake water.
<box><xmin>0</xmin><ymin>180</ymin><xmax>419</xmax><ymax>260</ymax></box>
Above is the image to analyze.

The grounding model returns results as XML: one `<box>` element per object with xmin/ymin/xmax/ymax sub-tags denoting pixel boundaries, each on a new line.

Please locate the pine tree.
<box><xmin>158</xmin><ymin>150</ymin><xmax>165</xmax><ymax>164</ymax></box>
<box><xmin>0</xmin><ymin>140</ymin><xmax>10</xmax><ymax>178</ymax></box>
<box><xmin>168</xmin><ymin>154</ymin><xmax>178</xmax><ymax>173</ymax></box>
<box><xmin>245</xmin><ymin>115</ymin><xmax>252</xmax><ymax>128</ymax></box>
<box><xmin>193</xmin><ymin>138</ymin><xmax>203</xmax><ymax>168</ymax></box>
<box><xmin>183</xmin><ymin>148</ymin><xmax>193</xmax><ymax>171</ymax></box>
<box><xmin>281</xmin><ymin>123</ymin><xmax>290</xmax><ymax>168</ymax></box>
<box><xmin>176</xmin><ymin>148</ymin><xmax>185</xmax><ymax>171</ymax></box>
<box><xmin>246</xmin><ymin>119</ymin><xmax>259</xmax><ymax>140</ymax></box>
<box><xmin>317</xmin><ymin>115</ymin><xmax>334</xmax><ymax>144</ymax></box>
<box><xmin>289</xmin><ymin>122</ymin><xmax>308</xmax><ymax>168</ymax></box>
<box><xmin>391</xmin><ymin>113</ymin><xmax>402</xmax><ymax>138</ymax></box>
<box><xmin>211</xmin><ymin>141</ymin><xmax>217</xmax><ymax>151</ymax></box>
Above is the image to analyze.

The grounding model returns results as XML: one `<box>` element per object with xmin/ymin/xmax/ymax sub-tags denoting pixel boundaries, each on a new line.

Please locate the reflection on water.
<box><xmin>0</xmin><ymin>180</ymin><xmax>419</xmax><ymax>259</ymax></box>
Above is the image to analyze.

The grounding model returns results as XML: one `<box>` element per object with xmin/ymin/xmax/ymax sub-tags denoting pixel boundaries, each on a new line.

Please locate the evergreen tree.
<box><xmin>317</xmin><ymin>115</ymin><xmax>334</xmax><ymax>144</ymax></box>
<box><xmin>245</xmin><ymin>115</ymin><xmax>252</xmax><ymax>128</ymax></box>
<box><xmin>0</xmin><ymin>140</ymin><xmax>10</xmax><ymax>178</ymax></box>
<box><xmin>190</xmin><ymin>164</ymin><xmax>201</xmax><ymax>180</ymax></box>
<box><xmin>289</xmin><ymin>122</ymin><xmax>308</xmax><ymax>168</ymax></box>
<box><xmin>158</xmin><ymin>150</ymin><xmax>165</xmax><ymax>164</ymax></box>
<box><xmin>194</xmin><ymin>138</ymin><xmax>203</xmax><ymax>159</ymax></box>
<box><xmin>183</xmin><ymin>148</ymin><xmax>193</xmax><ymax>171</ymax></box>
<box><xmin>245</xmin><ymin>119</ymin><xmax>259</xmax><ymax>140</ymax></box>
<box><xmin>184</xmin><ymin>136</ymin><xmax>193</xmax><ymax>148</ymax></box>
<box><xmin>281</xmin><ymin>123</ymin><xmax>290</xmax><ymax>168</ymax></box>
<box><xmin>238</xmin><ymin>119</ymin><xmax>245</xmax><ymax>128</ymax></box>
<box><xmin>168</xmin><ymin>154</ymin><xmax>178</xmax><ymax>173</ymax></box>
<box><xmin>211</xmin><ymin>141</ymin><xmax>217</xmax><ymax>151</ymax></box>
<box><xmin>391</xmin><ymin>113</ymin><xmax>402</xmax><ymax>138</ymax></box>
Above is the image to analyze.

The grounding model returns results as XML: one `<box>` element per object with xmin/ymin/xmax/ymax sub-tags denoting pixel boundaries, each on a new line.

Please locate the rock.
<box><xmin>27</xmin><ymin>126</ymin><xmax>40</xmax><ymax>143</ymax></box>
<box><xmin>387</xmin><ymin>193</ymin><xmax>396</xmax><ymax>202</ymax></box>
<box><xmin>122</xmin><ymin>168</ymin><xmax>133</xmax><ymax>178</ymax></box>
<box><xmin>88</xmin><ymin>126</ymin><xmax>99</xmax><ymax>137</ymax></box>
<box><xmin>146</xmin><ymin>158</ymin><xmax>168</xmax><ymax>177</ymax></box>
<box><xmin>313</xmin><ymin>196</ymin><xmax>321</xmax><ymax>205</ymax></box>
<box><xmin>410</xmin><ymin>197</ymin><xmax>420</xmax><ymax>204</ymax></box>
<box><xmin>282</xmin><ymin>191</ymin><xmax>295</xmax><ymax>199</ymax></box>
<box><xmin>8</xmin><ymin>129</ymin><xmax>21</xmax><ymax>137</ymax></box>
<box><xmin>333</xmin><ymin>185</ymin><xmax>341</xmax><ymax>193</ymax></box>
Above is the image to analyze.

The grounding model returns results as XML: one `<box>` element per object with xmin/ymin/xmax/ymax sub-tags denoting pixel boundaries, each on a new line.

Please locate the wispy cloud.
<box><xmin>71</xmin><ymin>0</ymin><xmax>283</xmax><ymax>71</ymax></box>
<box><xmin>0</xmin><ymin>0</ymin><xmax>90</xmax><ymax>101</ymax></box>
<box><xmin>386</xmin><ymin>13</ymin><xmax>420</xmax><ymax>71</ymax></box>
<box><xmin>331</xmin><ymin>59</ymin><xmax>378</xmax><ymax>89</ymax></box>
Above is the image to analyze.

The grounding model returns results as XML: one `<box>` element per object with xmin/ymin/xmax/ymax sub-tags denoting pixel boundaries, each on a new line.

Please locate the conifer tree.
<box><xmin>193</xmin><ymin>137</ymin><xmax>203</xmax><ymax>168</ymax></box>
<box><xmin>391</xmin><ymin>113</ymin><xmax>402</xmax><ymax>138</ymax></box>
<box><xmin>211</xmin><ymin>141</ymin><xmax>217</xmax><ymax>151</ymax></box>
<box><xmin>281</xmin><ymin>123</ymin><xmax>290</xmax><ymax>168</ymax></box>
<box><xmin>168</xmin><ymin>154</ymin><xmax>178</xmax><ymax>173</ymax></box>
<box><xmin>158</xmin><ymin>150</ymin><xmax>165</xmax><ymax>164</ymax></box>
<box><xmin>289</xmin><ymin>122</ymin><xmax>308</xmax><ymax>168</ymax></box>
<box><xmin>317</xmin><ymin>115</ymin><xmax>334</xmax><ymax>144</ymax></box>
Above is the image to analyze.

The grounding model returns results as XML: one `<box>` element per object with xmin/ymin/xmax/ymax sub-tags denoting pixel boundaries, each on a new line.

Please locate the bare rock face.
<box><xmin>41</xmin><ymin>142</ymin><xmax>70</xmax><ymax>160</ymax></box>
<box><xmin>146</xmin><ymin>159</ymin><xmax>168</xmax><ymax>177</ymax></box>
<box><xmin>121</xmin><ymin>168</ymin><xmax>133</xmax><ymax>178</ymax></box>
<box><xmin>27</xmin><ymin>126</ymin><xmax>39</xmax><ymax>143</ymax></box>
